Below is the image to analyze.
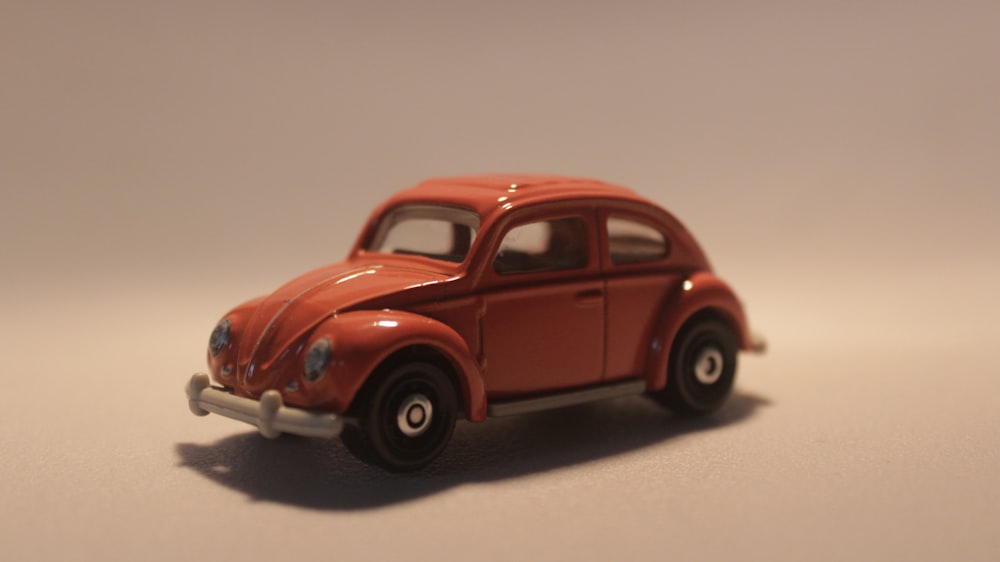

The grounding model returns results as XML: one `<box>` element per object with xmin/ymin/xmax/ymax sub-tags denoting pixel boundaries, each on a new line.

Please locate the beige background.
<box><xmin>2</xmin><ymin>1</ymin><xmax>999</xmax><ymax>560</ymax></box>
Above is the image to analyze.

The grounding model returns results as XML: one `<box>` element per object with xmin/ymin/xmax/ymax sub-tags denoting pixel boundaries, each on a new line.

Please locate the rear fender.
<box><xmin>645</xmin><ymin>272</ymin><xmax>751</xmax><ymax>391</ymax></box>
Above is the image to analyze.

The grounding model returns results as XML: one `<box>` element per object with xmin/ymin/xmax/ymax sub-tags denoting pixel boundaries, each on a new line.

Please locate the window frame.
<box><xmin>474</xmin><ymin>206</ymin><xmax>600</xmax><ymax>289</ymax></box>
<box><xmin>492</xmin><ymin>215</ymin><xmax>590</xmax><ymax>276</ymax></box>
<box><xmin>598</xmin><ymin>208</ymin><xmax>673</xmax><ymax>272</ymax></box>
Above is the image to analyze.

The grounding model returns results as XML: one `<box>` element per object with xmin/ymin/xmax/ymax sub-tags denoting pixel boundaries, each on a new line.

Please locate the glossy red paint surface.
<box><xmin>205</xmin><ymin>174</ymin><xmax>754</xmax><ymax>423</ymax></box>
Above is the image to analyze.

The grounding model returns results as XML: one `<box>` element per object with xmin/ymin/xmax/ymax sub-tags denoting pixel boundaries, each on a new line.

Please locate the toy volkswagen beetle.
<box><xmin>186</xmin><ymin>174</ymin><xmax>764</xmax><ymax>472</ymax></box>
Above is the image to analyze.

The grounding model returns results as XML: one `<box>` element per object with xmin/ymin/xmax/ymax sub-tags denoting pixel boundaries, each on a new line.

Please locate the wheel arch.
<box><xmin>644</xmin><ymin>272</ymin><xmax>751</xmax><ymax>392</ymax></box>
<box><xmin>325</xmin><ymin>310</ymin><xmax>488</xmax><ymax>422</ymax></box>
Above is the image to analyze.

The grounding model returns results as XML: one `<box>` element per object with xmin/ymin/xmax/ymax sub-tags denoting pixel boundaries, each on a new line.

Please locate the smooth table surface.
<box><xmin>1</xmin><ymin>285</ymin><xmax>997</xmax><ymax>562</ymax></box>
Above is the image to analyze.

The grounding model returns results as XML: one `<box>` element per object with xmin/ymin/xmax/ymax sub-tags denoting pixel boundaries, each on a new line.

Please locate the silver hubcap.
<box><xmin>397</xmin><ymin>394</ymin><xmax>433</xmax><ymax>437</ymax></box>
<box><xmin>693</xmin><ymin>347</ymin><xmax>724</xmax><ymax>385</ymax></box>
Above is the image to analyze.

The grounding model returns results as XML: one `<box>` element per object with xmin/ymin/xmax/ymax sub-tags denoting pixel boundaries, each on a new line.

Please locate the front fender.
<box><xmin>645</xmin><ymin>272</ymin><xmax>751</xmax><ymax>391</ymax></box>
<box><xmin>309</xmin><ymin>309</ymin><xmax>488</xmax><ymax>422</ymax></box>
<box><xmin>206</xmin><ymin>296</ymin><xmax>266</xmax><ymax>387</ymax></box>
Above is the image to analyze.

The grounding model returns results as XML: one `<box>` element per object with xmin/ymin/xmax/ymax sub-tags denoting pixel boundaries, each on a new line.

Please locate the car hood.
<box><xmin>236</xmin><ymin>261</ymin><xmax>451</xmax><ymax>394</ymax></box>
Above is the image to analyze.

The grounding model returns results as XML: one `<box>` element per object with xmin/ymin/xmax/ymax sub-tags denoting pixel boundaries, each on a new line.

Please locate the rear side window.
<box><xmin>607</xmin><ymin>216</ymin><xmax>669</xmax><ymax>265</ymax></box>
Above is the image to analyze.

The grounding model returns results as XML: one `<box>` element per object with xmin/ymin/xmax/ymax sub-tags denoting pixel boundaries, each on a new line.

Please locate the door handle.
<box><xmin>575</xmin><ymin>288</ymin><xmax>604</xmax><ymax>305</ymax></box>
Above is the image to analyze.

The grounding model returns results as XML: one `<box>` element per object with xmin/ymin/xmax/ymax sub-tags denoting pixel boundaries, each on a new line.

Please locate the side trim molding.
<box><xmin>487</xmin><ymin>379</ymin><xmax>646</xmax><ymax>417</ymax></box>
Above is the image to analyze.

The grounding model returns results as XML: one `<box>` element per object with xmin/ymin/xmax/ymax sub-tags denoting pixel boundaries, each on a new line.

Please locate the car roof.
<box><xmin>355</xmin><ymin>174</ymin><xmax>710</xmax><ymax>270</ymax></box>
<box><xmin>388</xmin><ymin>174</ymin><xmax>655</xmax><ymax>219</ymax></box>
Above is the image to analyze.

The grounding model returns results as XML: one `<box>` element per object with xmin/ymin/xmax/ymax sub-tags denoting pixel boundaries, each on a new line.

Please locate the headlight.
<box><xmin>209</xmin><ymin>318</ymin><xmax>231</xmax><ymax>357</ymax></box>
<box><xmin>303</xmin><ymin>338</ymin><xmax>332</xmax><ymax>382</ymax></box>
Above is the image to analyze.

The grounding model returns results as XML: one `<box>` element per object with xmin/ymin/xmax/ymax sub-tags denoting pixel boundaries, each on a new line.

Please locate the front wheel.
<box><xmin>655</xmin><ymin>319</ymin><xmax>737</xmax><ymax>415</ymax></box>
<box><xmin>342</xmin><ymin>361</ymin><xmax>457</xmax><ymax>472</ymax></box>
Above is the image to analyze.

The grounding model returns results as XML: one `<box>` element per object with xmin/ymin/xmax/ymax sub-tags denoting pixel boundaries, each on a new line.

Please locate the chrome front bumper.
<box><xmin>185</xmin><ymin>373</ymin><xmax>344</xmax><ymax>439</ymax></box>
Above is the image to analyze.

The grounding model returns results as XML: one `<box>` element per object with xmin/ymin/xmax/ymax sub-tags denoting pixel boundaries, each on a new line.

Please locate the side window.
<box><xmin>494</xmin><ymin>217</ymin><xmax>588</xmax><ymax>275</ymax></box>
<box><xmin>607</xmin><ymin>216</ymin><xmax>669</xmax><ymax>265</ymax></box>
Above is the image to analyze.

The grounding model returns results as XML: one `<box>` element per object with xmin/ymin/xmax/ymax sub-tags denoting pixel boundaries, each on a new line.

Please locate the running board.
<box><xmin>487</xmin><ymin>379</ymin><xmax>647</xmax><ymax>417</ymax></box>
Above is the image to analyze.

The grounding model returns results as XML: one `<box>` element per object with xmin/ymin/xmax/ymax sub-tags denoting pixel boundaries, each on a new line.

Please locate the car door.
<box><xmin>477</xmin><ymin>207</ymin><xmax>605</xmax><ymax>398</ymax></box>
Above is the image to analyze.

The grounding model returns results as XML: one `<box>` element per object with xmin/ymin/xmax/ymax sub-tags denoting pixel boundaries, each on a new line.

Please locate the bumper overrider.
<box><xmin>185</xmin><ymin>373</ymin><xmax>344</xmax><ymax>439</ymax></box>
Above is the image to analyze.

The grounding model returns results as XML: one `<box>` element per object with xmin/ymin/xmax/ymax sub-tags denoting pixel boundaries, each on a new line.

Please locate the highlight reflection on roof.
<box><xmin>392</xmin><ymin>174</ymin><xmax>646</xmax><ymax>217</ymax></box>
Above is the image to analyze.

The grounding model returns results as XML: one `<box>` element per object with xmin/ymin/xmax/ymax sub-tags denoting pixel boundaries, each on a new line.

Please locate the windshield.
<box><xmin>367</xmin><ymin>204</ymin><xmax>480</xmax><ymax>263</ymax></box>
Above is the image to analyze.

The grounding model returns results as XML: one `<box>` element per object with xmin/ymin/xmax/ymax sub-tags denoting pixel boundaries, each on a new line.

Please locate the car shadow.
<box><xmin>176</xmin><ymin>390</ymin><xmax>769</xmax><ymax>510</ymax></box>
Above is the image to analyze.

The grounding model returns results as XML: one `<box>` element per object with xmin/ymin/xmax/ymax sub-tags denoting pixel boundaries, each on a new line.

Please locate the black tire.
<box><xmin>342</xmin><ymin>361</ymin><xmax>457</xmax><ymax>472</ymax></box>
<box><xmin>656</xmin><ymin>319</ymin><xmax>737</xmax><ymax>415</ymax></box>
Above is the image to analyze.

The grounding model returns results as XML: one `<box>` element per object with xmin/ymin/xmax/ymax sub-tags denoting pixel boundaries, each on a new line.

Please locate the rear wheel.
<box><xmin>656</xmin><ymin>319</ymin><xmax>737</xmax><ymax>415</ymax></box>
<box><xmin>342</xmin><ymin>361</ymin><xmax>457</xmax><ymax>472</ymax></box>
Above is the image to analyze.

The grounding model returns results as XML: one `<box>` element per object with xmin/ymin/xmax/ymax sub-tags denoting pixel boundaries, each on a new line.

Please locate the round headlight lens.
<box><xmin>303</xmin><ymin>338</ymin><xmax>332</xmax><ymax>382</ymax></box>
<box><xmin>209</xmin><ymin>318</ymin><xmax>231</xmax><ymax>357</ymax></box>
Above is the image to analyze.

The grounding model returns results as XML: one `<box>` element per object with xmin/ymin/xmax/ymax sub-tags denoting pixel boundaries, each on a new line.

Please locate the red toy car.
<box><xmin>186</xmin><ymin>174</ymin><xmax>764</xmax><ymax>471</ymax></box>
